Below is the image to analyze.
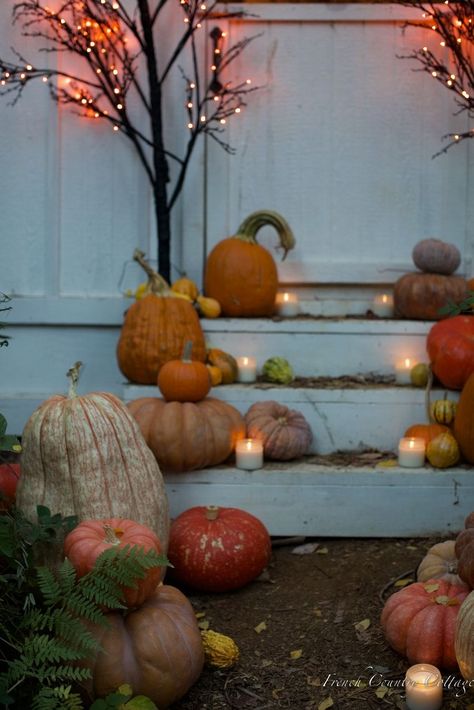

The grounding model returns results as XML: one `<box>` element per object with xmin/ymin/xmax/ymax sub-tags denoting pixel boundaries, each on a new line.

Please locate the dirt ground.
<box><xmin>168</xmin><ymin>537</ymin><xmax>474</xmax><ymax>710</ymax></box>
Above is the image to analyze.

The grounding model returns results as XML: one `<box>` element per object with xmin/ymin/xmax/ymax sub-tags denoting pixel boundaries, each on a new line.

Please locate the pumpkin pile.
<box><xmin>394</xmin><ymin>238</ymin><xmax>467</xmax><ymax>320</ymax></box>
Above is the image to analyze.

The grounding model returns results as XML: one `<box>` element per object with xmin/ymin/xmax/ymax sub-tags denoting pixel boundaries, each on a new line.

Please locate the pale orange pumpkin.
<box><xmin>244</xmin><ymin>400</ymin><xmax>312</xmax><ymax>461</ymax></box>
<box><xmin>158</xmin><ymin>341</ymin><xmax>211</xmax><ymax>403</ymax></box>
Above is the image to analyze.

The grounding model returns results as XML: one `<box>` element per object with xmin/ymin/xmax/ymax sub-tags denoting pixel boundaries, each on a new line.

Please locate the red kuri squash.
<box><xmin>427</xmin><ymin>316</ymin><xmax>474</xmax><ymax>390</ymax></box>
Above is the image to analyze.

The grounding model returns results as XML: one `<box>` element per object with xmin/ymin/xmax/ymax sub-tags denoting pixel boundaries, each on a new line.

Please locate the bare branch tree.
<box><xmin>0</xmin><ymin>0</ymin><xmax>260</xmax><ymax>281</ymax></box>
<box><xmin>397</xmin><ymin>1</ymin><xmax>474</xmax><ymax>157</ymax></box>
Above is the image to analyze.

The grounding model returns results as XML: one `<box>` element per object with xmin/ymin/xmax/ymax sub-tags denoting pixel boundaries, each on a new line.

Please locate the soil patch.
<box><xmin>170</xmin><ymin>537</ymin><xmax>472</xmax><ymax>709</ymax></box>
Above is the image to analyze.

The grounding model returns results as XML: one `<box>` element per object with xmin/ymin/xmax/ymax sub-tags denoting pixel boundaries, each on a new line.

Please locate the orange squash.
<box><xmin>393</xmin><ymin>272</ymin><xmax>467</xmax><ymax>320</ymax></box>
<box><xmin>453</xmin><ymin>373</ymin><xmax>474</xmax><ymax>464</ymax></box>
<box><xmin>158</xmin><ymin>341</ymin><xmax>211</xmax><ymax>403</ymax></box>
<box><xmin>207</xmin><ymin>348</ymin><xmax>238</xmax><ymax>384</ymax></box>
<box><xmin>404</xmin><ymin>423</ymin><xmax>450</xmax><ymax>447</ymax></box>
<box><xmin>204</xmin><ymin>210</ymin><xmax>295</xmax><ymax>317</ymax></box>
<box><xmin>117</xmin><ymin>250</ymin><xmax>206</xmax><ymax>384</ymax></box>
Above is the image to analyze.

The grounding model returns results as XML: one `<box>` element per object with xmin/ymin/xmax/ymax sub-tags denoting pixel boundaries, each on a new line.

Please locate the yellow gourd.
<box><xmin>426</xmin><ymin>432</ymin><xmax>460</xmax><ymax>468</ymax></box>
<box><xmin>207</xmin><ymin>348</ymin><xmax>238</xmax><ymax>384</ymax></box>
<box><xmin>201</xmin><ymin>630</ymin><xmax>240</xmax><ymax>669</ymax></box>
<box><xmin>430</xmin><ymin>399</ymin><xmax>457</xmax><ymax>426</ymax></box>
<box><xmin>207</xmin><ymin>364</ymin><xmax>223</xmax><ymax>386</ymax></box>
<box><xmin>197</xmin><ymin>295</ymin><xmax>221</xmax><ymax>319</ymax></box>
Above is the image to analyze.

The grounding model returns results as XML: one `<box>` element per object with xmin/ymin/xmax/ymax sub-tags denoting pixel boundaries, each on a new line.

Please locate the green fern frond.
<box><xmin>35</xmin><ymin>566</ymin><xmax>62</xmax><ymax>605</ymax></box>
<box><xmin>31</xmin><ymin>684</ymin><xmax>84</xmax><ymax>710</ymax></box>
<box><xmin>22</xmin><ymin>633</ymin><xmax>86</xmax><ymax>665</ymax></box>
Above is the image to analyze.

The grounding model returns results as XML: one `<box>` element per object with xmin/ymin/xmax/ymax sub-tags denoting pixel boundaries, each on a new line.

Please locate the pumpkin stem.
<box><xmin>182</xmin><ymin>340</ymin><xmax>193</xmax><ymax>362</ymax></box>
<box><xmin>205</xmin><ymin>505</ymin><xmax>220</xmax><ymax>521</ymax></box>
<box><xmin>425</xmin><ymin>365</ymin><xmax>434</xmax><ymax>423</ymax></box>
<box><xmin>103</xmin><ymin>524</ymin><xmax>123</xmax><ymax>545</ymax></box>
<box><xmin>236</xmin><ymin>210</ymin><xmax>296</xmax><ymax>261</ymax></box>
<box><xmin>66</xmin><ymin>361</ymin><xmax>83</xmax><ymax>399</ymax></box>
<box><xmin>133</xmin><ymin>249</ymin><xmax>170</xmax><ymax>294</ymax></box>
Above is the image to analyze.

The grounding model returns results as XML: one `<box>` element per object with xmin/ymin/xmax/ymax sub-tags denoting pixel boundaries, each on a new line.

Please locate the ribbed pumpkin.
<box><xmin>127</xmin><ymin>397</ymin><xmax>245</xmax><ymax>473</ymax></box>
<box><xmin>117</xmin><ymin>250</ymin><xmax>206</xmax><ymax>384</ymax></box>
<box><xmin>16</xmin><ymin>363</ymin><xmax>170</xmax><ymax>561</ymax></box>
<box><xmin>427</xmin><ymin>316</ymin><xmax>474</xmax><ymax>390</ymax></box>
<box><xmin>393</xmin><ymin>272</ymin><xmax>467</xmax><ymax>320</ymax></box>
<box><xmin>244</xmin><ymin>400</ymin><xmax>312</xmax><ymax>461</ymax></box>
<box><xmin>453</xmin><ymin>373</ymin><xmax>474</xmax><ymax>464</ymax></box>
<box><xmin>417</xmin><ymin>541</ymin><xmax>462</xmax><ymax>586</ymax></box>
<box><xmin>455</xmin><ymin>591</ymin><xmax>474</xmax><ymax>680</ymax></box>
<box><xmin>158</xmin><ymin>341</ymin><xmax>211</xmax><ymax>403</ymax></box>
<box><xmin>204</xmin><ymin>210</ymin><xmax>295</xmax><ymax>317</ymax></box>
<box><xmin>380</xmin><ymin>579</ymin><xmax>469</xmax><ymax>669</ymax></box>
<box><xmin>412</xmin><ymin>238</ymin><xmax>461</xmax><ymax>275</ymax></box>
<box><xmin>426</xmin><ymin>432</ymin><xmax>460</xmax><ymax>468</ymax></box>
<box><xmin>84</xmin><ymin>585</ymin><xmax>204</xmax><ymax>708</ymax></box>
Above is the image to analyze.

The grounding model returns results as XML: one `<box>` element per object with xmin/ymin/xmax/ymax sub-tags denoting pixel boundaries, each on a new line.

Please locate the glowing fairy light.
<box><xmin>113</xmin><ymin>125</ymin><xmax>119</xmax><ymax>131</ymax></box>
<box><xmin>26</xmin><ymin>64</ymin><xmax>32</xmax><ymax>70</ymax></box>
<box><xmin>462</xmin><ymin>90</ymin><xmax>470</xmax><ymax>98</ymax></box>
<box><xmin>187</xmin><ymin>122</ymin><xmax>193</xmax><ymax>129</ymax></box>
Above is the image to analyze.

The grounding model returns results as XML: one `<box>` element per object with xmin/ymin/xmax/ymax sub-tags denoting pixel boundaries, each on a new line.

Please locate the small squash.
<box><xmin>206</xmin><ymin>364</ymin><xmax>223</xmax><ymax>386</ymax></box>
<box><xmin>426</xmin><ymin>432</ymin><xmax>460</xmax><ymax>468</ymax></box>
<box><xmin>207</xmin><ymin>348</ymin><xmax>238</xmax><ymax>384</ymax></box>
<box><xmin>417</xmin><ymin>541</ymin><xmax>463</xmax><ymax>586</ymax></box>
<box><xmin>404</xmin><ymin>423</ymin><xmax>449</xmax><ymax>447</ymax></box>
<box><xmin>430</xmin><ymin>398</ymin><xmax>457</xmax><ymax>425</ymax></box>
<box><xmin>245</xmin><ymin>401</ymin><xmax>312</xmax><ymax>461</ymax></box>
<box><xmin>393</xmin><ymin>272</ymin><xmax>467</xmax><ymax>320</ymax></box>
<box><xmin>412</xmin><ymin>238</ymin><xmax>461</xmax><ymax>275</ymax></box>
<box><xmin>158</xmin><ymin>341</ymin><xmax>211</xmax><ymax>403</ymax></box>
<box><xmin>262</xmin><ymin>356</ymin><xmax>294</xmax><ymax>385</ymax></box>
<box><xmin>171</xmin><ymin>276</ymin><xmax>199</xmax><ymax>301</ymax></box>
<box><xmin>453</xmin><ymin>373</ymin><xmax>474</xmax><ymax>464</ymax></box>
<box><xmin>204</xmin><ymin>210</ymin><xmax>296</xmax><ymax>317</ymax></box>
<box><xmin>201</xmin><ymin>630</ymin><xmax>240</xmax><ymax>669</ymax></box>
<box><xmin>196</xmin><ymin>295</ymin><xmax>221</xmax><ymax>319</ymax></box>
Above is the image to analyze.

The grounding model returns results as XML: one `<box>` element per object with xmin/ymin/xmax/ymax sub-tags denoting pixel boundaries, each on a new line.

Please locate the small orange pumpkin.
<box><xmin>404</xmin><ymin>423</ymin><xmax>450</xmax><ymax>447</ymax></box>
<box><xmin>158</xmin><ymin>341</ymin><xmax>211</xmax><ymax>403</ymax></box>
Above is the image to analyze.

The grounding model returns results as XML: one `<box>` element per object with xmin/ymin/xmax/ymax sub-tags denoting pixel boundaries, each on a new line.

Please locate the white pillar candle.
<box><xmin>236</xmin><ymin>356</ymin><xmax>257</xmax><ymax>383</ymax></box>
<box><xmin>395</xmin><ymin>357</ymin><xmax>415</xmax><ymax>385</ymax></box>
<box><xmin>405</xmin><ymin>664</ymin><xmax>442</xmax><ymax>710</ymax></box>
<box><xmin>372</xmin><ymin>293</ymin><xmax>394</xmax><ymax>318</ymax></box>
<box><xmin>235</xmin><ymin>439</ymin><xmax>264</xmax><ymax>470</ymax></box>
<box><xmin>275</xmin><ymin>292</ymin><xmax>300</xmax><ymax>317</ymax></box>
<box><xmin>398</xmin><ymin>437</ymin><xmax>426</xmax><ymax>468</ymax></box>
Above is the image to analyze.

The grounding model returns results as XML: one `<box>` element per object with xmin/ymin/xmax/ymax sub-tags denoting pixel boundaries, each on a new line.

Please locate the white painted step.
<box><xmin>201</xmin><ymin>317</ymin><xmax>431</xmax><ymax>378</ymax></box>
<box><xmin>124</xmin><ymin>384</ymin><xmax>458</xmax><ymax>455</ymax></box>
<box><xmin>165</xmin><ymin>464</ymin><xmax>473</xmax><ymax>537</ymax></box>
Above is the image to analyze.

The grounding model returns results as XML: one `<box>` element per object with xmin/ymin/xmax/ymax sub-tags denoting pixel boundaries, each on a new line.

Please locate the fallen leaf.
<box><xmin>376</xmin><ymin>459</ymin><xmax>398</xmax><ymax>467</ymax></box>
<box><xmin>313</xmin><ymin>608</ymin><xmax>323</xmax><ymax>617</ymax></box>
<box><xmin>354</xmin><ymin>618</ymin><xmax>371</xmax><ymax>632</ymax></box>
<box><xmin>406</xmin><ymin>545</ymin><xmax>418</xmax><ymax>550</ymax></box>
<box><xmin>261</xmin><ymin>659</ymin><xmax>273</xmax><ymax>668</ymax></box>
<box><xmin>292</xmin><ymin>542</ymin><xmax>320</xmax><ymax>555</ymax></box>
<box><xmin>375</xmin><ymin>686</ymin><xmax>388</xmax><ymax>699</ymax></box>
<box><xmin>198</xmin><ymin>619</ymin><xmax>210</xmax><ymax>630</ymax></box>
<box><xmin>394</xmin><ymin>578</ymin><xmax>414</xmax><ymax>587</ymax></box>
<box><xmin>254</xmin><ymin>621</ymin><xmax>267</xmax><ymax>634</ymax></box>
<box><xmin>307</xmin><ymin>677</ymin><xmax>321</xmax><ymax>687</ymax></box>
<box><xmin>290</xmin><ymin>649</ymin><xmax>303</xmax><ymax>660</ymax></box>
<box><xmin>318</xmin><ymin>698</ymin><xmax>334</xmax><ymax>710</ymax></box>
<box><xmin>195</xmin><ymin>612</ymin><xmax>206</xmax><ymax>619</ymax></box>
<box><xmin>424</xmin><ymin>583</ymin><xmax>440</xmax><ymax>593</ymax></box>
<box><xmin>316</xmin><ymin>547</ymin><xmax>329</xmax><ymax>554</ymax></box>
<box><xmin>272</xmin><ymin>688</ymin><xmax>284</xmax><ymax>699</ymax></box>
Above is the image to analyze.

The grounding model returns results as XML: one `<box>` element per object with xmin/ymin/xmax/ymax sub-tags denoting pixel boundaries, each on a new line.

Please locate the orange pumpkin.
<box><xmin>393</xmin><ymin>272</ymin><xmax>467</xmax><ymax>320</ymax></box>
<box><xmin>127</xmin><ymin>397</ymin><xmax>246</xmax><ymax>473</ymax></box>
<box><xmin>453</xmin><ymin>373</ymin><xmax>474</xmax><ymax>464</ymax></box>
<box><xmin>404</xmin><ymin>423</ymin><xmax>450</xmax><ymax>446</ymax></box>
<box><xmin>117</xmin><ymin>250</ymin><xmax>206</xmax><ymax>384</ymax></box>
<box><xmin>204</xmin><ymin>210</ymin><xmax>295</xmax><ymax>317</ymax></box>
<box><xmin>158</xmin><ymin>341</ymin><xmax>211</xmax><ymax>403</ymax></box>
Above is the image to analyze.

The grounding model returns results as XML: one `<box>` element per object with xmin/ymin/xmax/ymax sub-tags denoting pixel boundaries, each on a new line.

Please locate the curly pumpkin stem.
<box><xmin>133</xmin><ymin>249</ymin><xmax>170</xmax><ymax>294</ymax></box>
<box><xmin>236</xmin><ymin>210</ymin><xmax>296</xmax><ymax>261</ymax></box>
<box><xmin>66</xmin><ymin>361</ymin><xmax>83</xmax><ymax>399</ymax></box>
<box><xmin>425</xmin><ymin>365</ymin><xmax>434</xmax><ymax>423</ymax></box>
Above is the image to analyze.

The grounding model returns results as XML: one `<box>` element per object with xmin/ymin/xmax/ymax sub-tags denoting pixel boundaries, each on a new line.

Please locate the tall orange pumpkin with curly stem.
<box><xmin>117</xmin><ymin>250</ymin><xmax>206</xmax><ymax>384</ymax></box>
<box><xmin>204</xmin><ymin>210</ymin><xmax>296</xmax><ymax>317</ymax></box>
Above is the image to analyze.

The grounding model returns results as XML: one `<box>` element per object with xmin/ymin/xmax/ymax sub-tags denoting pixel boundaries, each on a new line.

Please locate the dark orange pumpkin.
<box><xmin>427</xmin><ymin>316</ymin><xmax>474</xmax><ymax>390</ymax></box>
<box><xmin>158</xmin><ymin>341</ymin><xmax>211</xmax><ymax>402</ymax></box>
<box><xmin>455</xmin><ymin>513</ymin><xmax>474</xmax><ymax>587</ymax></box>
<box><xmin>404</xmin><ymin>423</ymin><xmax>450</xmax><ymax>446</ymax></box>
<box><xmin>117</xmin><ymin>250</ymin><xmax>206</xmax><ymax>384</ymax></box>
<box><xmin>204</xmin><ymin>211</ymin><xmax>295</xmax><ymax>317</ymax></box>
<box><xmin>393</xmin><ymin>272</ymin><xmax>467</xmax><ymax>320</ymax></box>
<box><xmin>453</xmin><ymin>373</ymin><xmax>474</xmax><ymax>463</ymax></box>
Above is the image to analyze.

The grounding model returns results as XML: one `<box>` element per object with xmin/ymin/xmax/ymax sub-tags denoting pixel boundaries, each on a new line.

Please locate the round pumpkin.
<box><xmin>85</xmin><ymin>585</ymin><xmax>204</xmax><ymax>708</ymax></box>
<box><xmin>417</xmin><ymin>541</ymin><xmax>463</xmax><ymax>586</ymax></box>
<box><xmin>127</xmin><ymin>397</ymin><xmax>245</xmax><ymax>473</ymax></box>
<box><xmin>158</xmin><ymin>341</ymin><xmax>211</xmax><ymax>403</ymax></box>
<box><xmin>412</xmin><ymin>238</ymin><xmax>461</xmax><ymax>275</ymax></box>
<box><xmin>426</xmin><ymin>432</ymin><xmax>460</xmax><ymax>468</ymax></box>
<box><xmin>0</xmin><ymin>462</ymin><xmax>20</xmax><ymax>510</ymax></box>
<box><xmin>404</xmin><ymin>423</ymin><xmax>449</xmax><ymax>447</ymax></box>
<box><xmin>204</xmin><ymin>210</ymin><xmax>295</xmax><ymax>317</ymax></box>
<box><xmin>64</xmin><ymin>518</ymin><xmax>164</xmax><ymax>609</ymax></box>
<box><xmin>380</xmin><ymin>579</ymin><xmax>469</xmax><ymax>669</ymax></box>
<box><xmin>453</xmin><ymin>373</ymin><xmax>474</xmax><ymax>463</ymax></box>
<box><xmin>393</xmin><ymin>272</ymin><xmax>467</xmax><ymax>320</ymax></box>
<box><xmin>427</xmin><ymin>316</ymin><xmax>474</xmax><ymax>390</ymax></box>
<box><xmin>117</xmin><ymin>250</ymin><xmax>206</xmax><ymax>384</ymax></box>
<box><xmin>244</xmin><ymin>400</ymin><xmax>312</xmax><ymax>461</ymax></box>
<box><xmin>455</xmin><ymin>591</ymin><xmax>474</xmax><ymax>680</ymax></box>
<box><xmin>167</xmin><ymin>505</ymin><xmax>271</xmax><ymax>592</ymax></box>
<box><xmin>454</xmin><ymin>513</ymin><xmax>474</xmax><ymax>588</ymax></box>
<box><xmin>16</xmin><ymin>364</ymin><xmax>170</xmax><ymax>561</ymax></box>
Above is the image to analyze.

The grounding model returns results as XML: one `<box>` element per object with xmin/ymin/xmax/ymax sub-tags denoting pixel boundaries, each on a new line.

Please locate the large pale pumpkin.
<box><xmin>455</xmin><ymin>591</ymin><xmax>474</xmax><ymax>680</ymax></box>
<box><xmin>127</xmin><ymin>397</ymin><xmax>245</xmax><ymax>473</ymax></box>
<box><xmin>117</xmin><ymin>250</ymin><xmax>206</xmax><ymax>384</ymax></box>
<box><xmin>84</xmin><ymin>585</ymin><xmax>204</xmax><ymax>708</ymax></box>
<box><xmin>16</xmin><ymin>363</ymin><xmax>170</xmax><ymax>558</ymax></box>
<box><xmin>453</xmin><ymin>373</ymin><xmax>474</xmax><ymax>464</ymax></box>
<box><xmin>204</xmin><ymin>210</ymin><xmax>295</xmax><ymax>317</ymax></box>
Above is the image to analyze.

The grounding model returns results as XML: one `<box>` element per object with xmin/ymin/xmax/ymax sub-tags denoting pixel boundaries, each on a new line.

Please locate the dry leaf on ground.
<box><xmin>254</xmin><ymin>620</ymin><xmax>267</xmax><ymax>634</ymax></box>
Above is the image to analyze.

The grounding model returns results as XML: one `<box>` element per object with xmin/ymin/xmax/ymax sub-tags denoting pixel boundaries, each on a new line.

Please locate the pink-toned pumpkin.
<box><xmin>380</xmin><ymin>579</ymin><xmax>469</xmax><ymax>669</ymax></box>
<box><xmin>244</xmin><ymin>400</ymin><xmax>312</xmax><ymax>461</ymax></box>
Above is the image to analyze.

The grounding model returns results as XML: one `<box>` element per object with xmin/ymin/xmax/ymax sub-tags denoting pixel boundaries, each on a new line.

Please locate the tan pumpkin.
<box><xmin>417</xmin><ymin>541</ymin><xmax>463</xmax><ymax>586</ymax></box>
<box><xmin>117</xmin><ymin>250</ymin><xmax>206</xmax><ymax>384</ymax></box>
<box><xmin>204</xmin><ymin>210</ymin><xmax>295</xmax><ymax>317</ymax></box>
<box><xmin>16</xmin><ymin>363</ymin><xmax>170</xmax><ymax>562</ymax></box>
<box><xmin>171</xmin><ymin>276</ymin><xmax>199</xmax><ymax>301</ymax></box>
<box><xmin>393</xmin><ymin>272</ymin><xmax>467</xmax><ymax>320</ymax></box>
<box><xmin>426</xmin><ymin>432</ymin><xmax>460</xmax><ymax>468</ymax></box>
<box><xmin>412</xmin><ymin>238</ymin><xmax>461</xmax><ymax>275</ymax></box>
<box><xmin>158</xmin><ymin>341</ymin><xmax>211</xmax><ymax>403</ymax></box>
<box><xmin>207</xmin><ymin>348</ymin><xmax>238</xmax><ymax>384</ymax></box>
<box><xmin>455</xmin><ymin>591</ymin><xmax>474</xmax><ymax>680</ymax></box>
<box><xmin>453</xmin><ymin>373</ymin><xmax>474</xmax><ymax>464</ymax></box>
<box><xmin>196</xmin><ymin>295</ymin><xmax>221</xmax><ymax>319</ymax></box>
<box><xmin>127</xmin><ymin>397</ymin><xmax>246</xmax><ymax>473</ymax></box>
<box><xmin>245</xmin><ymin>401</ymin><xmax>312</xmax><ymax>461</ymax></box>
<box><xmin>84</xmin><ymin>585</ymin><xmax>204</xmax><ymax>708</ymax></box>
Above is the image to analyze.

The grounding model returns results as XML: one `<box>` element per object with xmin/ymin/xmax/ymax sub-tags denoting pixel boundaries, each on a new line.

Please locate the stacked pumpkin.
<box><xmin>394</xmin><ymin>238</ymin><xmax>468</xmax><ymax>320</ymax></box>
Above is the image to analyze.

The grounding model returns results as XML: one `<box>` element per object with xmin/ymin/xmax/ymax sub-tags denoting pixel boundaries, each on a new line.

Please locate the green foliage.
<box><xmin>0</xmin><ymin>506</ymin><xmax>167</xmax><ymax>709</ymax></box>
<box><xmin>90</xmin><ymin>684</ymin><xmax>158</xmax><ymax>709</ymax></box>
<box><xmin>0</xmin><ymin>413</ymin><xmax>20</xmax><ymax>454</ymax></box>
<box><xmin>438</xmin><ymin>291</ymin><xmax>474</xmax><ymax>317</ymax></box>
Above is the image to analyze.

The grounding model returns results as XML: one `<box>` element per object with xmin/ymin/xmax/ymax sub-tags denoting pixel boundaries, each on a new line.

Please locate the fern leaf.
<box><xmin>36</xmin><ymin>566</ymin><xmax>62</xmax><ymax>606</ymax></box>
